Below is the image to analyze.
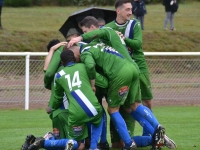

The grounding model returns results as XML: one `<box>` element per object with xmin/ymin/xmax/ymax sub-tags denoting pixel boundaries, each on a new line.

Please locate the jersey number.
<box><xmin>65</xmin><ymin>71</ymin><xmax>82</xmax><ymax>91</ymax></box>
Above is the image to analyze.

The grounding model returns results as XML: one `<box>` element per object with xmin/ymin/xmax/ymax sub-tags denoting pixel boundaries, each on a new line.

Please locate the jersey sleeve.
<box><xmin>80</xmin><ymin>51</ymin><xmax>96</xmax><ymax>80</ymax></box>
<box><xmin>95</xmin><ymin>73</ymin><xmax>108</xmax><ymax>88</ymax></box>
<box><xmin>52</xmin><ymin>76</ymin><xmax>64</xmax><ymax>110</ymax></box>
<box><xmin>44</xmin><ymin>46</ymin><xmax>63</xmax><ymax>89</ymax></box>
<box><xmin>124</xmin><ymin>21</ymin><xmax>142</xmax><ymax>51</ymax></box>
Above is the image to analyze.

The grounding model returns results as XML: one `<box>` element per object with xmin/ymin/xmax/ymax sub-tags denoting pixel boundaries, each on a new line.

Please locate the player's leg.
<box><xmin>140</xmin><ymin>72</ymin><xmax>153</xmax><ymax>136</ymax></box>
<box><xmin>89</xmin><ymin>117</ymin><xmax>104</xmax><ymax>150</ymax></box>
<box><xmin>28</xmin><ymin>138</ymin><xmax>78</xmax><ymax>150</ymax></box>
<box><xmin>140</xmin><ymin>72</ymin><xmax>153</xmax><ymax>110</ymax></box>
<box><xmin>52</xmin><ymin>112</ymin><xmax>68</xmax><ymax>139</ymax></box>
<box><xmin>95</xmin><ymin>86</ymin><xmax>109</xmax><ymax>149</ymax></box>
<box><xmin>110</xmin><ymin>107</ymin><xmax>135</xmax><ymax>149</ymax></box>
<box><xmin>125</xmin><ymin>72</ymin><xmax>165</xmax><ymax>149</ymax></box>
<box><xmin>107</xmin><ymin>63</ymin><xmax>137</xmax><ymax>150</ymax></box>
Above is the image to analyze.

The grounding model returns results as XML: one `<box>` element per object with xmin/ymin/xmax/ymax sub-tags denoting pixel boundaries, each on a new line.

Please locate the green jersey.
<box><xmin>82</xmin><ymin>27</ymin><xmax>133</xmax><ymax>63</ymax></box>
<box><xmin>53</xmin><ymin>62</ymin><xmax>102</xmax><ymax>125</ymax></box>
<box><xmin>44</xmin><ymin>44</ymin><xmax>108</xmax><ymax>89</ymax></box>
<box><xmin>80</xmin><ymin>42</ymin><xmax>127</xmax><ymax>80</ymax></box>
<box><xmin>48</xmin><ymin>65</ymin><xmax>69</xmax><ymax>119</ymax></box>
<box><xmin>105</xmin><ymin>19</ymin><xmax>148</xmax><ymax>73</ymax></box>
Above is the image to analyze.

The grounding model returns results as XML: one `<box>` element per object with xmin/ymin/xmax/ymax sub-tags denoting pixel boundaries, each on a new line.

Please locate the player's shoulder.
<box><xmin>55</xmin><ymin>46</ymin><xmax>64</xmax><ymax>54</ymax></box>
<box><xmin>104</xmin><ymin>20</ymin><xmax>115</xmax><ymax>27</ymax></box>
<box><xmin>55</xmin><ymin>69</ymin><xmax>66</xmax><ymax>79</ymax></box>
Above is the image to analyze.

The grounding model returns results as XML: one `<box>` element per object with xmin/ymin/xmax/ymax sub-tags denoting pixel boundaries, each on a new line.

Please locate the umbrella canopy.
<box><xmin>59</xmin><ymin>7</ymin><xmax>116</xmax><ymax>38</ymax></box>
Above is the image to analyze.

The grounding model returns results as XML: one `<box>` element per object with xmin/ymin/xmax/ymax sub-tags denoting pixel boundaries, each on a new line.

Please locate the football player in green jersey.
<box><xmin>105</xmin><ymin>0</ymin><xmax>153</xmax><ymax>111</ymax></box>
<box><xmin>104</xmin><ymin>0</ymin><xmax>153</xmax><ymax>142</ymax></box>
<box><xmin>52</xmin><ymin>50</ymin><xmax>103</xmax><ymax>150</ymax></box>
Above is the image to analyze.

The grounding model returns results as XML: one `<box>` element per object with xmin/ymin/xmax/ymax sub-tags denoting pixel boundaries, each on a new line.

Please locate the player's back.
<box><xmin>81</xmin><ymin>43</ymin><xmax>127</xmax><ymax>79</ymax></box>
<box><xmin>55</xmin><ymin>63</ymin><xmax>101</xmax><ymax>122</ymax></box>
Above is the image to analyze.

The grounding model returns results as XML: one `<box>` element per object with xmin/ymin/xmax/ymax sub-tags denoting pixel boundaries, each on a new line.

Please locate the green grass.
<box><xmin>0</xmin><ymin>106</ymin><xmax>200</xmax><ymax>150</ymax></box>
<box><xmin>0</xmin><ymin>2</ymin><xmax>200</xmax><ymax>53</ymax></box>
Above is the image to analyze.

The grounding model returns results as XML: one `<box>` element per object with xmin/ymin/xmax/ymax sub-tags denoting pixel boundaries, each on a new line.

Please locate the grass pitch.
<box><xmin>0</xmin><ymin>106</ymin><xmax>199</xmax><ymax>150</ymax></box>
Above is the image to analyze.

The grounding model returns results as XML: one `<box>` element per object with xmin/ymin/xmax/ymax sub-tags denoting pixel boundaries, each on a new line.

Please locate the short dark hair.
<box><xmin>46</xmin><ymin>39</ymin><xmax>60</xmax><ymax>52</ymax></box>
<box><xmin>97</xmin><ymin>17</ymin><xmax>106</xmax><ymax>25</ymax></box>
<box><xmin>115</xmin><ymin>0</ymin><xmax>131</xmax><ymax>9</ymax></box>
<box><xmin>78</xmin><ymin>16</ymin><xmax>99</xmax><ymax>28</ymax></box>
<box><xmin>60</xmin><ymin>50</ymin><xmax>76</xmax><ymax>66</ymax></box>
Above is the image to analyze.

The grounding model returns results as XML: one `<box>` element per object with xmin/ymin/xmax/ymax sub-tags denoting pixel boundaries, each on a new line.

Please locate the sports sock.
<box><xmin>133</xmin><ymin>136</ymin><xmax>152</xmax><ymax>147</ymax></box>
<box><xmin>90</xmin><ymin>118</ymin><xmax>103</xmax><ymax>149</ymax></box>
<box><xmin>100</xmin><ymin>108</ymin><xmax>107</xmax><ymax>143</ymax></box>
<box><xmin>110</xmin><ymin>112</ymin><xmax>132</xmax><ymax>148</ymax></box>
<box><xmin>135</xmin><ymin>105</ymin><xmax>159</xmax><ymax>129</ymax></box>
<box><xmin>130</xmin><ymin>111</ymin><xmax>155</xmax><ymax>135</ymax></box>
<box><xmin>44</xmin><ymin>139</ymin><xmax>78</xmax><ymax>150</ymax></box>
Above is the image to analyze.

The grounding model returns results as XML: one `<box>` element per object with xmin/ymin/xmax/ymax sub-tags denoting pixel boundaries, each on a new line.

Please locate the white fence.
<box><xmin>0</xmin><ymin>52</ymin><xmax>200</xmax><ymax>110</ymax></box>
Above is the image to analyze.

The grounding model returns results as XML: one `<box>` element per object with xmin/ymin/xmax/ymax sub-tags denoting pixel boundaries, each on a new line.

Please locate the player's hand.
<box><xmin>92</xmin><ymin>86</ymin><xmax>96</xmax><ymax>93</ymax></box>
<box><xmin>46</xmin><ymin>106</ymin><xmax>52</xmax><ymax>114</ymax></box>
<box><xmin>67</xmin><ymin>36</ymin><xmax>83</xmax><ymax>48</ymax></box>
<box><xmin>116</xmin><ymin>31</ymin><xmax>125</xmax><ymax>40</ymax></box>
<box><xmin>50</xmin><ymin>42</ymin><xmax>68</xmax><ymax>52</ymax></box>
<box><xmin>77</xmin><ymin>143</ymin><xmax>85</xmax><ymax>150</ymax></box>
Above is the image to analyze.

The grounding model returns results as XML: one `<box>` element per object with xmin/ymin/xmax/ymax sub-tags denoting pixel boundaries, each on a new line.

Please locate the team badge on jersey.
<box><xmin>72</xmin><ymin>126</ymin><xmax>83</xmax><ymax>136</ymax></box>
<box><xmin>118</xmin><ymin>86</ymin><xmax>129</xmax><ymax>98</ymax></box>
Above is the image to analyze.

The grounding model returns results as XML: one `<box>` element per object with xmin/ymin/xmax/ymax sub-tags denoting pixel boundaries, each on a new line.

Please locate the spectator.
<box><xmin>163</xmin><ymin>0</ymin><xmax>179</xmax><ymax>30</ymax></box>
<box><xmin>0</xmin><ymin>0</ymin><xmax>4</xmax><ymax>29</ymax></box>
<box><xmin>132</xmin><ymin>0</ymin><xmax>147</xmax><ymax>30</ymax></box>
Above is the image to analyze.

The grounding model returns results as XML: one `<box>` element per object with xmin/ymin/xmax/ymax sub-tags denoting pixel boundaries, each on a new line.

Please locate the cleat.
<box><xmin>65</xmin><ymin>139</ymin><xmax>74</xmax><ymax>150</ymax></box>
<box><xmin>21</xmin><ymin>135</ymin><xmax>36</xmax><ymax>150</ymax></box>
<box><xmin>98</xmin><ymin>141</ymin><xmax>110</xmax><ymax>150</ymax></box>
<box><xmin>28</xmin><ymin>137</ymin><xmax>45</xmax><ymax>150</ymax></box>
<box><xmin>43</xmin><ymin>131</ymin><xmax>54</xmax><ymax>140</ymax></box>
<box><xmin>152</xmin><ymin>125</ymin><xmax>165</xmax><ymax>149</ymax></box>
<box><xmin>164</xmin><ymin>135</ymin><xmax>177</xmax><ymax>149</ymax></box>
<box><xmin>122</xmin><ymin>142</ymin><xmax>137</xmax><ymax>150</ymax></box>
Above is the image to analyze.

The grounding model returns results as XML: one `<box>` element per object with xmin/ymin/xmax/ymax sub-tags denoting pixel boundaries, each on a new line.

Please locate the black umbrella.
<box><xmin>59</xmin><ymin>7</ymin><xmax>116</xmax><ymax>38</ymax></box>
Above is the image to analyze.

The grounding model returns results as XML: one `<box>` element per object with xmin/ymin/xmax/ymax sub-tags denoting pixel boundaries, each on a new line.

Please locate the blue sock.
<box><xmin>110</xmin><ymin>112</ymin><xmax>132</xmax><ymax>148</ymax></box>
<box><xmin>44</xmin><ymin>139</ymin><xmax>78</xmax><ymax>150</ymax></box>
<box><xmin>133</xmin><ymin>136</ymin><xmax>152</xmax><ymax>147</ymax></box>
<box><xmin>142</xmin><ymin>128</ymin><xmax>151</xmax><ymax>136</ymax></box>
<box><xmin>130</xmin><ymin>111</ymin><xmax>155</xmax><ymax>135</ymax></box>
<box><xmin>100</xmin><ymin>108</ymin><xmax>107</xmax><ymax>143</ymax></box>
<box><xmin>135</xmin><ymin>105</ymin><xmax>159</xmax><ymax>129</ymax></box>
<box><xmin>90</xmin><ymin>118</ymin><xmax>103</xmax><ymax>149</ymax></box>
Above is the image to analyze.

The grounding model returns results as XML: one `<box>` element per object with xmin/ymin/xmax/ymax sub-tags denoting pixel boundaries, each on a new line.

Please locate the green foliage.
<box><xmin>4</xmin><ymin>0</ymin><xmax>32</xmax><ymax>7</ymax></box>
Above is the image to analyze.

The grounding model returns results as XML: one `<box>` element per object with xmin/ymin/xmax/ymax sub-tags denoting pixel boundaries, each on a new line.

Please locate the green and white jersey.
<box><xmin>80</xmin><ymin>42</ymin><xmax>126</xmax><ymax>80</ymax></box>
<box><xmin>82</xmin><ymin>27</ymin><xmax>133</xmax><ymax>63</ymax></box>
<box><xmin>53</xmin><ymin>62</ymin><xmax>102</xmax><ymax>122</ymax></box>
<box><xmin>105</xmin><ymin>19</ymin><xmax>148</xmax><ymax>73</ymax></box>
<box><xmin>44</xmin><ymin>43</ymin><xmax>108</xmax><ymax>89</ymax></box>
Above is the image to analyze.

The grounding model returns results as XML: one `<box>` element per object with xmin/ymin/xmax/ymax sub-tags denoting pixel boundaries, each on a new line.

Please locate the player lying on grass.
<box><xmin>21</xmin><ymin>116</ymin><xmax>176</xmax><ymax>150</ymax></box>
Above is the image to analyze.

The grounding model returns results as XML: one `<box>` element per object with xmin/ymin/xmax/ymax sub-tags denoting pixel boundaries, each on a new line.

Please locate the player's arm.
<box><xmin>80</xmin><ymin>51</ymin><xmax>96</xmax><ymax>91</ymax></box>
<box><xmin>95</xmin><ymin>73</ymin><xmax>108</xmax><ymax>89</ymax></box>
<box><xmin>44</xmin><ymin>42</ymin><xmax>67</xmax><ymax>71</ymax></box>
<box><xmin>67</xmin><ymin>28</ymin><xmax>114</xmax><ymax>47</ymax></box>
<box><xmin>124</xmin><ymin>22</ymin><xmax>142</xmax><ymax>50</ymax></box>
<box><xmin>52</xmin><ymin>77</ymin><xmax>64</xmax><ymax>110</ymax></box>
<box><xmin>44</xmin><ymin>46</ymin><xmax>63</xmax><ymax>89</ymax></box>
